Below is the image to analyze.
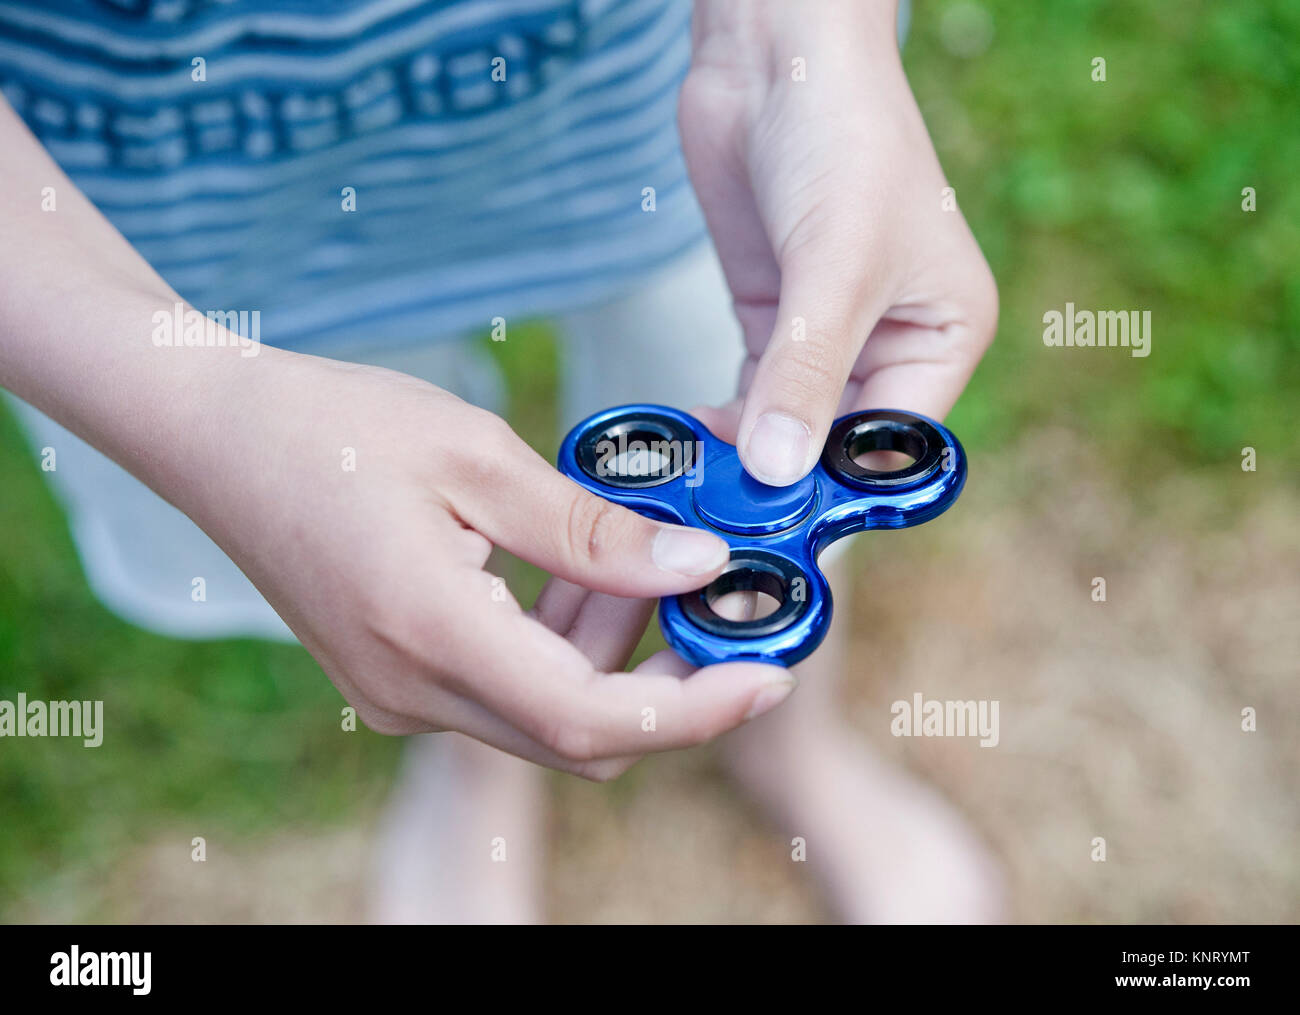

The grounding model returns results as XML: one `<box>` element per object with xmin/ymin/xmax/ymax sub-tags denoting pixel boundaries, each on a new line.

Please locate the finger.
<box><xmin>693</xmin><ymin>381</ymin><xmax>853</xmax><ymax>454</ymax></box>
<box><xmin>848</xmin><ymin>264</ymin><xmax>999</xmax><ymax>422</ymax></box>
<box><xmin>709</xmin><ymin>588</ymin><xmax>760</xmax><ymax>622</ymax></box>
<box><xmin>349</xmin><ymin>642</ymin><xmax>641</xmax><ymax>779</ymax></box>
<box><xmin>562</xmin><ymin>592</ymin><xmax>657</xmax><ymax>672</ymax></box>
<box><xmin>449</xmin><ymin>416</ymin><xmax>731</xmax><ymax>597</ymax></box>
<box><xmin>348</xmin><ymin>698</ymin><xmax>443</xmax><ymax>737</ymax></box>
<box><xmin>532</xmin><ymin>577</ymin><xmax>656</xmax><ymax>672</ymax></box>
<box><xmin>635</xmin><ymin>648</ymin><xmax>695</xmax><ymax>678</ymax></box>
<box><xmin>422</xmin><ymin>691</ymin><xmax>640</xmax><ymax>782</ymax></box>
<box><xmin>440</xmin><ymin>591</ymin><xmax>797</xmax><ymax>762</ymax></box>
<box><xmin>737</xmin><ymin>228</ymin><xmax>997</xmax><ymax>479</ymax></box>
<box><xmin>735</xmin><ymin>233</ymin><xmax>895</xmax><ymax>487</ymax></box>
<box><xmin>531</xmin><ymin>575</ymin><xmax>589</xmax><ymax>637</ymax></box>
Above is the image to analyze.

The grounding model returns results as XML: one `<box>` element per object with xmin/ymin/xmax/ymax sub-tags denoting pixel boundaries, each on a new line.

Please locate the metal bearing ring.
<box><xmin>575</xmin><ymin>412</ymin><xmax>698</xmax><ymax>489</ymax></box>
<box><xmin>680</xmin><ymin>549</ymin><xmax>810</xmax><ymax>639</ymax></box>
<box><xmin>821</xmin><ymin>411</ymin><xmax>946</xmax><ymax>489</ymax></box>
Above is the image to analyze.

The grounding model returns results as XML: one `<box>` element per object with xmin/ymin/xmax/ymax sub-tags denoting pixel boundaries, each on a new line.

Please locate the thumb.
<box><xmin>453</xmin><ymin>419</ymin><xmax>730</xmax><ymax>597</ymax></box>
<box><xmin>735</xmin><ymin>240</ymin><xmax>892</xmax><ymax>487</ymax></box>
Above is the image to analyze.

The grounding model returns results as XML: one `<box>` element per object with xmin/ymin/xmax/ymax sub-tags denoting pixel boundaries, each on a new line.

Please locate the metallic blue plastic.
<box><xmin>558</xmin><ymin>404</ymin><xmax>966</xmax><ymax>667</ymax></box>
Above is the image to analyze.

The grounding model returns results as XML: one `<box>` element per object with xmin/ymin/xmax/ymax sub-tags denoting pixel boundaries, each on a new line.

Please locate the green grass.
<box><xmin>0</xmin><ymin>400</ymin><xmax>403</xmax><ymax>912</ymax></box>
<box><xmin>1</xmin><ymin>0</ymin><xmax>1296</xmax><ymax>914</ymax></box>
<box><xmin>911</xmin><ymin>0</ymin><xmax>1300</xmax><ymax>471</ymax></box>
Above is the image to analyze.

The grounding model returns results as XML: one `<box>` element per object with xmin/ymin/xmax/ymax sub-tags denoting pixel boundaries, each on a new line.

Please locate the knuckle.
<box><xmin>543</xmin><ymin>718</ymin><xmax>599</xmax><ymax>764</ymax></box>
<box><xmin>356</xmin><ymin>674</ymin><xmax>412</xmax><ymax>719</ymax></box>
<box><xmin>699</xmin><ymin>707</ymin><xmax>741</xmax><ymax>744</ymax></box>
<box><xmin>444</xmin><ymin>411</ymin><xmax>516</xmax><ymax>486</ymax></box>
<box><xmin>362</xmin><ymin>593</ymin><xmax>445</xmax><ymax>674</ymax></box>
<box><xmin>769</xmin><ymin>343</ymin><xmax>844</xmax><ymax>406</ymax></box>
<box><xmin>475</xmin><ymin>410</ymin><xmax>519</xmax><ymax>452</ymax></box>
<box><xmin>968</xmin><ymin>264</ymin><xmax>1001</xmax><ymax>353</ymax></box>
<box><xmin>673</xmin><ymin>709</ymin><xmax>719</xmax><ymax>749</ymax></box>
<box><xmin>353</xmin><ymin>700</ymin><xmax>425</xmax><ymax>736</ymax></box>
<box><xmin>677</xmin><ymin>70</ymin><xmax>713</xmax><ymax>119</ymax></box>
<box><xmin>572</xmin><ymin>757</ymin><xmax>636</xmax><ymax>783</ymax></box>
<box><xmin>358</xmin><ymin>587</ymin><xmax>400</xmax><ymax>643</ymax></box>
<box><xmin>565</xmin><ymin>492</ymin><xmax>627</xmax><ymax>570</ymax></box>
<box><xmin>678</xmin><ymin>65</ymin><xmax>751</xmax><ymax>124</ymax></box>
<box><xmin>680</xmin><ymin>692</ymin><xmax>733</xmax><ymax>747</ymax></box>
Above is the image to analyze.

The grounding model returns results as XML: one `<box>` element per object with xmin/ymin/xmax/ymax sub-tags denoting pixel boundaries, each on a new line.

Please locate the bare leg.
<box><xmin>718</xmin><ymin>551</ymin><xmax>1007</xmax><ymax>924</ymax></box>
<box><xmin>368</xmin><ymin>732</ymin><xmax>545</xmax><ymax>924</ymax></box>
<box><xmin>359</xmin><ymin>340</ymin><xmax>544</xmax><ymax>924</ymax></box>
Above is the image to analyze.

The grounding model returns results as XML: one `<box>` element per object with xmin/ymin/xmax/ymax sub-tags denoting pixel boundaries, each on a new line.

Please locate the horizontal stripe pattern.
<box><xmin>1</xmin><ymin>0</ymin><xmax>706</xmax><ymax>349</ymax></box>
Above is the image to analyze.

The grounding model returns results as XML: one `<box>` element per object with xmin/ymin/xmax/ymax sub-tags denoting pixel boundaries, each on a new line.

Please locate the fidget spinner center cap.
<box><xmin>692</xmin><ymin>453</ymin><xmax>817</xmax><ymax>535</ymax></box>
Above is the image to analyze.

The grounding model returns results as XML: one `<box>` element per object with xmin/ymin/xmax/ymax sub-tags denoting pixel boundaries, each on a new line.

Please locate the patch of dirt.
<box><xmin>19</xmin><ymin>430</ymin><xmax>1298</xmax><ymax>923</ymax></box>
<box><xmin>545</xmin><ymin>757</ymin><xmax>826</xmax><ymax>923</ymax></box>
<box><xmin>840</xmin><ymin>428</ymin><xmax>1300</xmax><ymax>923</ymax></box>
<box><xmin>11</xmin><ymin>825</ymin><xmax>371</xmax><ymax>924</ymax></box>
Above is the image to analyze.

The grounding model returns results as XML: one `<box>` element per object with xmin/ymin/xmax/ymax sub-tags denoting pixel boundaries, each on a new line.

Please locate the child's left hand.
<box><xmin>679</xmin><ymin>0</ymin><xmax>998</xmax><ymax>478</ymax></box>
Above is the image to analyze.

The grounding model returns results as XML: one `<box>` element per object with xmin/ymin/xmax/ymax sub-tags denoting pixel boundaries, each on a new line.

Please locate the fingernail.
<box><xmin>652</xmin><ymin>527</ymin><xmax>729</xmax><ymax>576</ymax></box>
<box><xmin>745</xmin><ymin>412</ymin><xmax>811</xmax><ymax>486</ymax></box>
<box><xmin>744</xmin><ymin>676</ymin><xmax>797</xmax><ymax>720</ymax></box>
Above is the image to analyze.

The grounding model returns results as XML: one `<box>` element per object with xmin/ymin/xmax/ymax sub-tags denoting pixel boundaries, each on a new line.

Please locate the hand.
<box><xmin>680</xmin><ymin>0</ymin><xmax>998</xmax><ymax>470</ymax></box>
<box><xmin>0</xmin><ymin>96</ymin><xmax>796</xmax><ymax>781</ymax></box>
<box><xmin>178</xmin><ymin>352</ymin><xmax>796</xmax><ymax>779</ymax></box>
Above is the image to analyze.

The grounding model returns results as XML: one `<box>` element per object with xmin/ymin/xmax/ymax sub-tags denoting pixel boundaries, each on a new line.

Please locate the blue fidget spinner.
<box><xmin>558</xmin><ymin>404</ymin><xmax>967</xmax><ymax>668</ymax></box>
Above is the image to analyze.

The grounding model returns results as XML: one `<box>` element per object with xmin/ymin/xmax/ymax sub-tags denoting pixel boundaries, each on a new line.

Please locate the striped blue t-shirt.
<box><xmin>0</xmin><ymin>0</ymin><xmax>706</xmax><ymax>350</ymax></box>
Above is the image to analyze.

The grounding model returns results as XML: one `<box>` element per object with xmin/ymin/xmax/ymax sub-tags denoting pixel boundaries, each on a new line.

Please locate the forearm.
<box><xmin>0</xmin><ymin>96</ymin><xmax>288</xmax><ymax>518</ymax></box>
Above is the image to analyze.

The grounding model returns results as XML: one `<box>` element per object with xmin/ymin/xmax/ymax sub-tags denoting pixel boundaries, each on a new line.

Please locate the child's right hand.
<box><xmin>173</xmin><ymin>350</ymin><xmax>796</xmax><ymax>778</ymax></box>
<box><xmin>0</xmin><ymin>94</ymin><xmax>794</xmax><ymax>779</ymax></box>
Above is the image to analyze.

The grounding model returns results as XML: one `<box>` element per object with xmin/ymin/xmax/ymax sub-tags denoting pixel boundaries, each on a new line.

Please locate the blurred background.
<box><xmin>1</xmin><ymin>0</ymin><xmax>1296</xmax><ymax>922</ymax></box>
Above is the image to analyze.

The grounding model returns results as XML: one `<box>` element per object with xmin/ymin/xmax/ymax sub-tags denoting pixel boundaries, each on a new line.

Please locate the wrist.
<box><xmin>690</xmin><ymin>0</ymin><xmax>901</xmax><ymax>76</ymax></box>
<box><xmin>1</xmin><ymin>277</ymin><xmax>294</xmax><ymax>524</ymax></box>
